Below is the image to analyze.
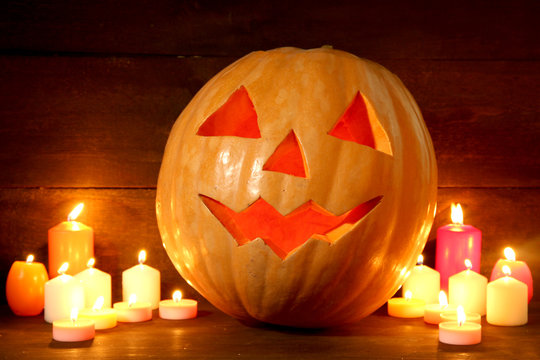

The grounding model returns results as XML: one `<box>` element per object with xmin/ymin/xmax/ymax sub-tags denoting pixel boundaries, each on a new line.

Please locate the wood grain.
<box><xmin>0</xmin><ymin>0</ymin><xmax>538</xmax><ymax>59</ymax></box>
<box><xmin>0</xmin><ymin>187</ymin><xmax>538</xmax><ymax>305</ymax></box>
<box><xmin>0</xmin><ymin>56</ymin><xmax>538</xmax><ymax>188</ymax></box>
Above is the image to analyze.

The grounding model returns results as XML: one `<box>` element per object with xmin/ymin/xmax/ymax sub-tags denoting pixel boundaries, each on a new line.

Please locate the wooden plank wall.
<box><xmin>0</xmin><ymin>0</ymin><xmax>538</xmax><ymax>305</ymax></box>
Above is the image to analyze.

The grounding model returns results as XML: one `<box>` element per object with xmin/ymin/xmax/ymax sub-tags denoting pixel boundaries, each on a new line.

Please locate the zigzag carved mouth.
<box><xmin>200</xmin><ymin>194</ymin><xmax>382</xmax><ymax>259</ymax></box>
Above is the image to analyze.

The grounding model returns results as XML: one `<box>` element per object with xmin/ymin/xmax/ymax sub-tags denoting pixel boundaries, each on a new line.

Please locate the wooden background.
<box><xmin>0</xmin><ymin>0</ymin><xmax>538</xmax><ymax>307</ymax></box>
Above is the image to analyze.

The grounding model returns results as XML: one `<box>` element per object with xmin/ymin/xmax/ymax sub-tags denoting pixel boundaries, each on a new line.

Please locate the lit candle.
<box><xmin>490</xmin><ymin>247</ymin><xmax>533</xmax><ymax>303</ymax></box>
<box><xmin>439</xmin><ymin>306</ymin><xmax>482</xmax><ymax>345</ymax></box>
<box><xmin>74</xmin><ymin>258</ymin><xmax>112</xmax><ymax>309</ymax></box>
<box><xmin>159</xmin><ymin>290</ymin><xmax>198</xmax><ymax>320</ymax></box>
<box><xmin>387</xmin><ymin>290</ymin><xmax>425</xmax><ymax>318</ymax></box>
<box><xmin>486</xmin><ymin>265</ymin><xmax>527</xmax><ymax>326</ymax></box>
<box><xmin>441</xmin><ymin>310</ymin><xmax>481</xmax><ymax>324</ymax></box>
<box><xmin>5</xmin><ymin>254</ymin><xmax>49</xmax><ymax>316</ymax></box>
<box><xmin>79</xmin><ymin>296</ymin><xmax>117</xmax><ymax>330</ymax></box>
<box><xmin>52</xmin><ymin>308</ymin><xmax>95</xmax><ymax>342</ymax></box>
<box><xmin>114</xmin><ymin>294</ymin><xmax>152</xmax><ymax>322</ymax></box>
<box><xmin>424</xmin><ymin>291</ymin><xmax>458</xmax><ymax>325</ymax></box>
<box><xmin>448</xmin><ymin>259</ymin><xmax>487</xmax><ymax>315</ymax></box>
<box><xmin>436</xmin><ymin>203</ymin><xmax>482</xmax><ymax>291</ymax></box>
<box><xmin>48</xmin><ymin>203</ymin><xmax>94</xmax><ymax>277</ymax></box>
<box><xmin>44</xmin><ymin>263</ymin><xmax>85</xmax><ymax>323</ymax></box>
<box><xmin>122</xmin><ymin>250</ymin><xmax>160</xmax><ymax>309</ymax></box>
<box><xmin>402</xmin><ymin>254</ymin><xmax>440</xmax><ymax>305</ymax></box>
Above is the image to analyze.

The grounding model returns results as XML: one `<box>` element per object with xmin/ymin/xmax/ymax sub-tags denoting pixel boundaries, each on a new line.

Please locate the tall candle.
<box><xmin>435</xmin><ymin>203</ymin><xmax>481</xmax><ymax>291</ymax></box>
<box><xmin>48</xmin><ymin>203</ymin><xmax>94</xmax><ymax>277</ymax></box>
<box><xmin>74</xmin><ymin>258</ymin><xmax>112</xmax><ymax>309</ymax></box>
<box><xmin>122</xmin><ymin>250</ymin><xmax>160</xmax><ymax>309</ymax></box>
<box><xmin>6</xmin><ymin>254</ymin><xmax>49</xmax><ymax>316</ymax></box>
<box><xmin>449</xmin><ymin>259</ymin><xmax>487</xmax><ymax>315</ymax></box>
<box><xmin>402</xmin><ymin>255</ymin><xmax>440</xmax><ymax>305</ymax></box>
<box><xmin>490</xmin><ymin>247</ymin><xmax>533</xmax><ymax>303</ymax></box>
<box><xmin>486</xmin><ymin>265</ymin><xmax>527</xmax><ymax>326</ymax></box>
<box><xmin>44</xmin><ymin>263</ymin><xmax>85</xmax><ymax>323</ymax></box>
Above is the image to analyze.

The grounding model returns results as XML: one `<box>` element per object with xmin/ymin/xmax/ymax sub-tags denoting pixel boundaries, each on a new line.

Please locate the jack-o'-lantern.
<box><xmin>156</xmin><ymin>47</ymin><xmax>437</xmax><ymax>328</ymax></box>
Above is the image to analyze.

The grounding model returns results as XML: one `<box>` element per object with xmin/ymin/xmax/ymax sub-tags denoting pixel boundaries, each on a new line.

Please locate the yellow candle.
<box><xmin>449</xmin><ymin>259</ymin><xmax>487</xmax><ymax>315</ymax></box>
<box><xmin>402</xmin><ymin>255</ymin><xmax>440</xmax><ymax>305</ymax></box>
<box><xmin>486</xmin><ymin>265</ymin><xmax>527</xmax><ymax>326</ymax></box>
<box><xmin>388</xmin><ymin>290</ymin><xmax>425</xmax><ymax>318</ymax></box>
<box><xmin>79</xmin><ymin>296</ymin><xmax>117</xmax><ymax>330</ymax></box>
<box><xmin>424</xmin><ymin>291</ymin><xmax>458</xmax><ymax>324</ymax></box>
<box><xmin>122</xmin><ymin>250</ymin><xmax>160</xmax><ymax>309</ymax></box>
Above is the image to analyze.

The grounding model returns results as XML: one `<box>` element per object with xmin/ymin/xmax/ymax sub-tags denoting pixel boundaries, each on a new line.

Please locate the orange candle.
<box><xmin>6</xmin><ymin>254</ymin><xmax>49</xmax><ymax>316</ymax></box>
<box><xmin>48</xmin><ymin>203</ymin><xmax>94</xmax><ymax>277</ymax></box>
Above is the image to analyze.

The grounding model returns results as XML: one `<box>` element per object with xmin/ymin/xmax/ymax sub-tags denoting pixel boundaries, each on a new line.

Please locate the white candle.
<box><xmin>79</xmin><ymin>296</ymin><xmax>117</xmax><ymax>330</ymax></box>
<box><xmin>441</xmin><ymin>310</ymin><xmax>481</xmax><ymax>324</ymax></box>
<box><xmin>74</xmin><ymin>258</ymin><xmax>112</xmax><ymax>309</ymax></box>
<box><xmin>52</xmin><ymin>308</ymin><xmax>95</xmax><ymax>342</ymax></box>
<box><xmin>449</xmin><ymin>259</ymin><xmax>487</xmax><ymax>315</ymax></box>
<box><xmin>402</xmin><ymin>255</ymin><xmax>440</xmax><ymax>305</ymax></box>
<box><xmin>159</xmin><ymin>290</ymin><xmax>198</xmax><ymax>320</ymax></box>
<box><xmin>486</xmin><ymin>265</ymin><xmax>527</xmax><ymax>326</ymax></box>
<box><xmin>424</xmin><ymin>291</ymin><xmax>458</xmax><ymax>325</ymax></box>
<box><xmin>122</xmin><ymin>250</ymin><xmax>160</xmax><ymax>309</ymax></box>
<box><xmin>439</xmin><ymin>306</ymin><xmax>482</xmax><ymax>345</ymax></box>
<box><xmin>44</xmin><ymin>263</ymin><xmax>85</xmax><ymax>323</ymax></box>
<box><xmin>114</xmin><ymin>294</ymin><xmax>152</xmax><ymax>322</ymax></box>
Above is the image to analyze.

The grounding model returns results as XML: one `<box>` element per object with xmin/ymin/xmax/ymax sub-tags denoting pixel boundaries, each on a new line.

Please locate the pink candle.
<box><xmin>436</xmin><ymin>204</ymin><xmax>481</xmax><ymax>291</ymax></box>
<box><xmin>490</xmin><ymin>247</ymin><xmax>533</xmax><ymax>302</ymax></box>
<box><xmin>439</xmin><ymin>306</ymin><xmax>481</xmax><ymax>345</ymax></box>
<box><xmin>159</xmin><ymin>291</ymin><xmax>198</xmax><ymax>320</ymax></box>
<box><xmin>52</xmin><ymin>308</ymin><xmax>95</xmax><ymax>342</ymax></box>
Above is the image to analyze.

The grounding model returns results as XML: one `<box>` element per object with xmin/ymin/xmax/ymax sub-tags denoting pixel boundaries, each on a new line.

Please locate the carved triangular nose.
<box><xmin>263</xmin><ymin>130</ymin><xmax>308</xmax><ymax>178</ymax></box>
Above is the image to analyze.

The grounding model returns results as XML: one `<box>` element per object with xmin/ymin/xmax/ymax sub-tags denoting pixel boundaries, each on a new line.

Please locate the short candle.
<box><xmin>424</xmin><ymin>291</ymin><xmax>458</xmax><ymax>325</ymax></box>
<box><xmin>79</xmin><ymin>296</ymin><xmax>117</xmax><ymax>330</ymax></box>
<box><xmin>6</xmin><ymin>254</ymin><xmax>49</xmax><ymax>316</ymax></box>
<box><xmin>441</xmin><ymin>310</ymin><xmax>481</xmax><ymax>324</ymax></box>
<box><xmin>44</xmin><ymin>263</ymin><xmax>85</xmax><ymax>323</ymax></box>
<box><xmin>159</xmin><ymin>290</ymin><xmax>198</xmax><ymax>320</ymax></box>
<box><xmin>52</xmin><ymin>308</ymin><xmax>95</xmax><ymax>342</ymax></box>
<box><xmin>388</xmin><ymin>290</ymin><xmax>425</xmax><ymax>318</ymax></box>
<box><xmin>486</xmin><ymin>265</ymin><xmax>528</xmax><ymax>326</ymax></box>
<box><xmin>439</xmin><ymin>306</ymin><xmax>481</xmax><ymax>345</ymax></box>
<box><xmin>114</xmin><ymin>294</ymin><xmax>152</xmax><ymax>323</ymax></box>
<box><xmin>122</xmin><ymin>250</ymin><xmax>160</xmax><ymax>309</ymax></box>
<box><xmin>74</xmin><ymin>258</ymin><xmax>112</xmax><ymax>309</ymax></box>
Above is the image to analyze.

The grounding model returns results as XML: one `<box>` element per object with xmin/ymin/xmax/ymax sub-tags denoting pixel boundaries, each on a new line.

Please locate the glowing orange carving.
<box><xmin>329</xmin><ymin>92</ymin><xmax>375</xmax><ymax>148</ymax></box>
<box><xmin>263</xmin><ymin>130</ymin><xmax>308</xmax><ymax>178</ymax></box>
<box><xmin>200</xmin><ymin>194</ymin><xmax>382</xmax><ymax>259</ymax></box>
<box><xmin>197</xmin><ymin>86</ymin><xmax>261</xmax><ymax>138</ymax></box>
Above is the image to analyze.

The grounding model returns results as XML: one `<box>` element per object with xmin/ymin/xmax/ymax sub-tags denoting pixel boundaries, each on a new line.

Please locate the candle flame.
<box><xmin>451</xmin><ymin>203</ymin><xmax>464</xmax><ymax>225</ymax></box>
<box><xmin>464</xmin><ymin>259</ymin><xmax>472</xmax><ymax>270</ymax></box>
<box><xmin>71</xmin><ymin>308</ymin><xmax>79</xmax><ymax>322</ymax></box>
<box><xmin>67</xmin><ymin>203</ymin><xmax>84</xmax><ymax>222</ymax></box>
<box><xmin>129</xmin><ymin>294</ymin><xmax>137</xmax><ymax>307</ymax></box>
<box><xmin>87</xmin><ymin>258</ymin><xmax>95</xmax><ymax>268</ymax></box>
<box><xmin>502</xmin><ymin>265</ymin><xmax>512</xmax><ymax>276</ymax></box>
<box><xmin>404</xmin><ymin>290</ymin><xmax>412</xmax><ymax>301</ymax></box>
<box><xmin>439</xmin><ymin>291</ymin><xmax>448</xmax><ymax>307</ymax></box>
<box><xmin>173</xmin><ymin>290</ymin><xmax>182</xmax><ymax>303</ymax></box>
<box><xmin>138</xmin><ymin>250</ymin><xmax>146</xmax><ymax>265</ymax></box>
<box><xmin>504</xmin><ymin>247</ymin><xmax>516</xmax><ymax>261</ymax></box>
<box><xmin>93</xmin><ymin>296</ymin><xmax>104</xmax><ymax>311</ymax></box>
<box><xmin>58</xmin><ymin>262</ymin><xmax>69</xmax><ymax>275</ymax></box>
<box><xmin>457</xmin><ymin>305</ymin><xmax>466</xmax><ymax>326</ymax></box>
<box><xmin>417</xmin><ymin>254</ymin><xmax>424</xmax><ymax>266</ymax></box>
<box><xmin>26</xmin><ymin>254</ymin><xmax>34</xmax><ymax>264</ymax></box>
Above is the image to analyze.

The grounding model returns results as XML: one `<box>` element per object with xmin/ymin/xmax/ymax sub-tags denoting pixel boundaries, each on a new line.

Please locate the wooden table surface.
<box><xmin>0</xmin><ymin>301</ymin><xmax>538</xmax><ymax>359</ymax></box>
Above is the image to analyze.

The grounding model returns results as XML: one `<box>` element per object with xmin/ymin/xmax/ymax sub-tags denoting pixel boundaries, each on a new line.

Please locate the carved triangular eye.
<box><xmin>263</xmin><ymin>130</ymin><xmax>308</xmax><ymax>178</ymax></box>
<box><xmin>328</xmin><ymin>92</ymin><xmax>392</xmax><ymax>156</ymax></box>
<box><xmin>197</xmin><ymin>86</ymin><xmax>261</xmax><ymax>138</ymax></box>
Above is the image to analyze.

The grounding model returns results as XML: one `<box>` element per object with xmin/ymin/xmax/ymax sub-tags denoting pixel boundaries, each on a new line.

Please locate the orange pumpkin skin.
<box><xmin>156</xmin><ymin>47</ymin><xmax>437</xmax><ymax>328</ymax></box>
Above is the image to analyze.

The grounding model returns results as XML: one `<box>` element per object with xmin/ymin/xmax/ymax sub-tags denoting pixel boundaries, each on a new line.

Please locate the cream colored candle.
<box><xmin>388</xmin><ymin>290</ymin><xmax>425</xmax><ymax>318</ymax></box>
<box><xmin>79</xmin><ymin>296</ymin><xmax>117</xmax><ymax>330</ymax></box>
<box><xmin>159</xmin><ymin>291</ymin><xmax>198</xmax><ymax>320</ymax></box>
<box><xmin>114</xmin><ymin>294</ymin><xmax>152</xmax><ymax>322</ymax></box>
<box><xmin>439</xmin><ymin>306</ymin><xmax>481</xmax><ymax>345</ymax></box>
<box><xmin>122</xmin><ymin>250</ymin><xmax>160</xmax><ymax>309</ymax></box>
<box><xmin>402</xmin><ymin>255</ymin><xmax>440</xmax><ymax>305</ymax></box>
<box><xmin>52</xmin><ymin>308</ymin><xmax>95</xmax><ymax>342</ymax></box>
<box><xmin>449</xmin><ymin>259</ymin><xmax>487</xmax><ymax>315</ymax></box>
<box><xmin>486</xmin><ymin>265</ymin><xmax>527</xmax><ymax>326</ymax></box>
<box><xmin>75</xmin><ymin>258</ymin><xmax>112</xmax><ymax>309</ymax></box>
<box><xmin>424</xmin><ymin>291</ymin><xmax>458</xmax><ymax>325</ymax></box>
<box><xmin>44</xmin><ymin>263</ymin><xmax>85</xmax><ymax>323</ymax></box>
<box><xmin>441</xmin><ymin>310</ymin><xmax>481</xmax><ymax>324</ymax></box>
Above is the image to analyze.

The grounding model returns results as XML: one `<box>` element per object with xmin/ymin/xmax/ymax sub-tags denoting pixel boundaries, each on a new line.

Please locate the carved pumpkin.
<box><xmin>156</xmin><ymin>47</ymin><xmax>437</xmax><ymax>327</ymax></box>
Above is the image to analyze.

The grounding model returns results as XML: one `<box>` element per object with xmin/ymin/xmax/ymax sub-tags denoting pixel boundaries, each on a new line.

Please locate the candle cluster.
<box><xmin>387</xmin><ymin>203</ymin><xmax>533</xmax><ymax>346</ymax></box>
<box><xmin>5</xmin><ymin>203</ymin><xmax>198</xmax><ymax>343</ymax></box>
